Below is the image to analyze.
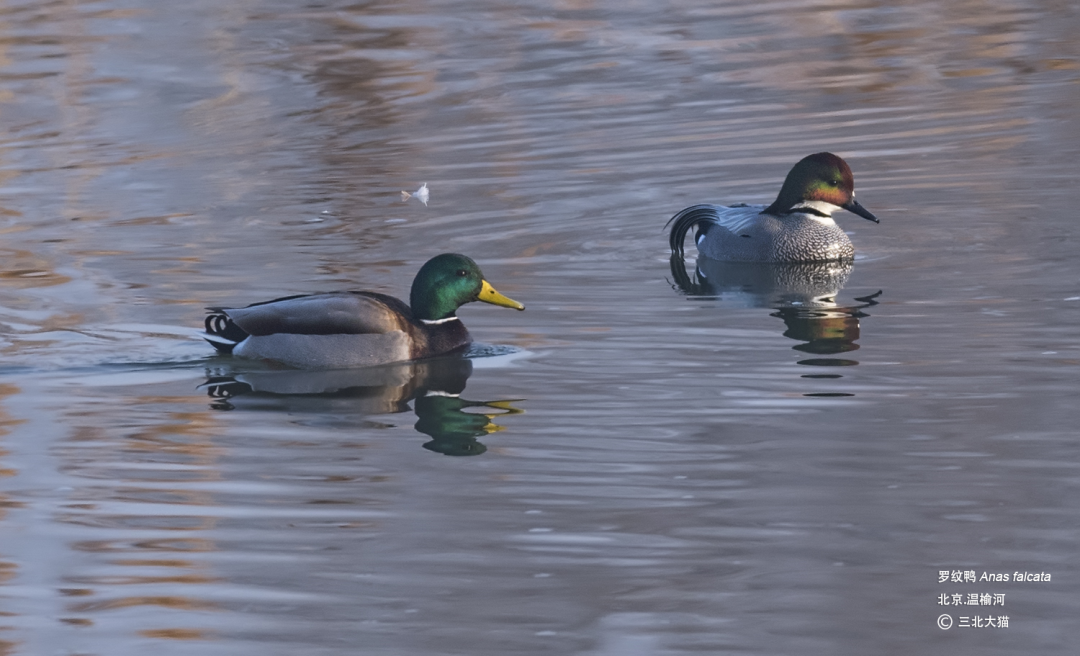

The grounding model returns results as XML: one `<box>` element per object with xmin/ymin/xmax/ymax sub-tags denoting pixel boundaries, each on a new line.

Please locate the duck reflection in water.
<box><xmin>669</xmin><ymin>255</ymin><xmax>881</xmax><ymax>392</ymax></box>
<box><xmin>201</xmin><ymin>356</ymin><xmax>522</xmax><ymax>456</ymax></box>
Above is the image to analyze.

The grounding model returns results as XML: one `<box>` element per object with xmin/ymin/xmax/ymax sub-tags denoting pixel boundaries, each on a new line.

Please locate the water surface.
<box><xmin>0</xmin><ymin>0</ymin><xmax>1078</xmax><ymax>654</ymax></box>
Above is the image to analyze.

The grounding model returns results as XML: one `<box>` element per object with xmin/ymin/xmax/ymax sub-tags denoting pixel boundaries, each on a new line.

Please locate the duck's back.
<box><xmin>216</xmin><ymin>291</ymin><xmax>472</xmax><ymax>369</ymax></box>
<box><xmin>692</xmin><ymin>207</ymin><xmax>854</xmax><ymax>262</ymax></box>
<box><xmin>224</xmin><ymin>291</ymin><xmax>411</xmax><ymax>336</ymax></box>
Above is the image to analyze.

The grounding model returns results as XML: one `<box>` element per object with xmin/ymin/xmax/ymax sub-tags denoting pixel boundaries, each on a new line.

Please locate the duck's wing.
<box><xmin>216</xmin><ymin>292</ymin><xmax>413</xmax><ymax>336</ymax></box>
<box><xmin>667</xmin><ymin>204</ymin><xmax>765</xmax><ymax>256</ymax></box>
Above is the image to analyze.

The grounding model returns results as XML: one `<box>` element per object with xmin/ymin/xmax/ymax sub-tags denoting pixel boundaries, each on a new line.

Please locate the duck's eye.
<box><xmin>829</xmin><ymin>180</ymin><xmax>840</xmax><ymax>186</ymax></box>
<box><xmin>456</xmin><ymin>270</ymin><xmax>468</xmax><ymax>277</ymax></box>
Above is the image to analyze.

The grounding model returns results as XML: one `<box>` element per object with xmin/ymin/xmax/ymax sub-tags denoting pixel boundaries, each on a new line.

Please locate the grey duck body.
<box><xmin>220</xmin><ymin>291</ymin><xmax>472</xmax><ymax>369</ymax></box>
<box><xmin>201</xmin><ymin>253</ymin><xmax>524</xmax><ymax>370</ymax></box>
<box><xmin>677</xmin><ymin>204</ymin><xmax>855</xmax><ymax>262</ymax></box>
<box><xmin>667</xmin><ymin>153</ymin><xmax>878</xmax><ymax>263</ymax></box>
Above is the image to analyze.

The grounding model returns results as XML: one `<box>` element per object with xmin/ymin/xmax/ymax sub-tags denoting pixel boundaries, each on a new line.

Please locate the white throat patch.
<box><xmin>791</xmin><ymin>200</ymin><xmax>842</xmax><ymax>224</ymax></box>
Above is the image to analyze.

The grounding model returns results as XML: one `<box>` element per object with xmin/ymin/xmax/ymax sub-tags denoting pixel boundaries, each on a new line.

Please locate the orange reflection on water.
<box><xmin>139</xmin><ymin>628</ymin><xmax>213</xmax><ymax>640</ymax></box>
<box><xmin>68</xmin><ymin>595</ymin><xmax>219</xmax><ymax>613</ymax></box>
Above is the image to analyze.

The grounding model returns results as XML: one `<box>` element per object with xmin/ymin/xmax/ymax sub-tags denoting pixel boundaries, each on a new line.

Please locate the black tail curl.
<box><xmin>204</xmin><ymin>310</ymin><xmax>249</xmax><ymax>354</ymax></box>
<box><xmin>665</xmin><ymin>204</ymin><xmax>722</xmax><ymax>257</ymax></box>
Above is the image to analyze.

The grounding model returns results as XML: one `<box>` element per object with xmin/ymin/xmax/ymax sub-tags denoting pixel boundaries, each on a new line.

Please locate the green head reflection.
<box><xmin>414</xmin><ymin>394</ymin><xmax>523</xmax><ymax>456</ymax></box>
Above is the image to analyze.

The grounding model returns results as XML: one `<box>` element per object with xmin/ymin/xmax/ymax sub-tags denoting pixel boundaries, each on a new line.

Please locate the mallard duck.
<box><xmin>203</xmin><ymin>253</ymin><xmax>524</xmax><ymax>369</ymax></box>
<box><xmin>668</xmin><ymin>152</ymin><xmax>879</xmax><ymax>262</ymax></box>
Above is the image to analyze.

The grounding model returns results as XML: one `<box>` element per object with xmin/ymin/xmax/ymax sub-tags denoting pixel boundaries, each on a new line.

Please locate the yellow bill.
<box><xmin>479</xmin><ymin>280</ymin><xmax>525</xmax><ymax>310</ymax></box>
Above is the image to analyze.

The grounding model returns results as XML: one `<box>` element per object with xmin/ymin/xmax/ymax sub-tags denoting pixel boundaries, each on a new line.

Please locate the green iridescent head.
<box><xmin>766</xmin><ymin>152</ymin><xmax>878</xmax><ymax>223</ymax></box>
<box><xmin>410</xmin><ymin>253</ymin><xmax>525</xmax><ymax>321</ymax></box>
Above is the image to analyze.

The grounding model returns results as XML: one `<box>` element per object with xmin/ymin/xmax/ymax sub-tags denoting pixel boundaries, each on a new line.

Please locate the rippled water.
<box><xmin>0</xmin><ymin>0</ymin><xmax>1078</xmax><ymax>653</ymax></box>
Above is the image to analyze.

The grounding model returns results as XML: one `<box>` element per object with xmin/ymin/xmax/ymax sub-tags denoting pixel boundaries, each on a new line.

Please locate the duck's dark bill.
<box><xmin>479</xmin><ymin>280</ymin><xmax>525</xmax><ymax>310</ymax></box>
<box><xmin>843</xmin><ymin>198</ymin><xmax>879</xmax><ymax>223</ymax></box>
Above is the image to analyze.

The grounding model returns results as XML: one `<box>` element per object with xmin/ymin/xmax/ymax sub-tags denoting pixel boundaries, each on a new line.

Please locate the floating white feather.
<box><xmin>401</xmin><ymin>182</ymin><xmax>429</xmax><ymax>206</ymax></box>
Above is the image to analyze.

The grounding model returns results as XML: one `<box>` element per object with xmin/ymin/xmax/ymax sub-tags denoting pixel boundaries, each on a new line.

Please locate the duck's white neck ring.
<box><xmin>787</xmin><ymin>200</ymin><xmax>843</xmax><ymax>218</ymax></box>
<box><xmin>424</xmin><ymin>390</ymin><xmax>461</xmax><ymax>398</ymax></box>
<box><xmin>420</xmin><ymin>316</ymin><xmax>460</xmax><ymax>326</ymax></box>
